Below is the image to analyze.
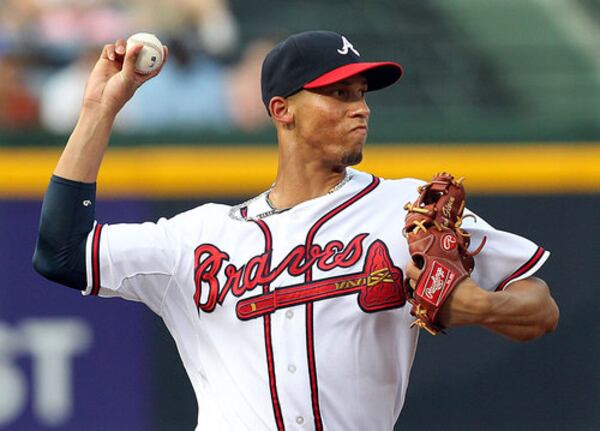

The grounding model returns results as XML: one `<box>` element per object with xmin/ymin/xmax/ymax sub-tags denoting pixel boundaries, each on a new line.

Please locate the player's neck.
<box><xmin>268</xmin><ymin>162</ymin><xmax>347</xmax><ymax>210</ymax></box>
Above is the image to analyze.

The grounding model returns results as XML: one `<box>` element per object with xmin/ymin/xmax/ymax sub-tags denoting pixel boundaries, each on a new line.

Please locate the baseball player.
<box><xmin>33</xmin><ymin>31</ymin><xmax>559</xmax><ymax>430</ymax></box>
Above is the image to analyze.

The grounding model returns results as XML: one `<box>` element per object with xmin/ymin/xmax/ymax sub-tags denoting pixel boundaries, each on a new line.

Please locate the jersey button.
<box><xmin>288</xmin><ymin>364</ymin><xmax>296</xmax><ymax>373</ymax></box>
<box><xmin>285</xmin><ymin>310</ymin><xmax>294</xmax><ymax>319</ymax></box>
<box><xmin>295</xmin><ymin>416</ymin><xmax>304</xmax><ymax>425</ymax></box>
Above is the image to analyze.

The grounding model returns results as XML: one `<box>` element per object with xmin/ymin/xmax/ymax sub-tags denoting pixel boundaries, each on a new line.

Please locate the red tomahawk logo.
<box><xmin>236</xmin><ymin>240</ymin><xmax>405</xmax><ymax>320</ymax></box>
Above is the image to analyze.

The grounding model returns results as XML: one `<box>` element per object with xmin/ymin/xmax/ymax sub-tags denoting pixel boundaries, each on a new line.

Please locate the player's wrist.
<box><xmin>439</xmin><ymin>279</ymin><xmax>492</xmax><ymax>327</ymax></box>
<box><xmin>80</xmin><ymin>100</ymin><xmax>119</xmax><ymax>122</ymax></box>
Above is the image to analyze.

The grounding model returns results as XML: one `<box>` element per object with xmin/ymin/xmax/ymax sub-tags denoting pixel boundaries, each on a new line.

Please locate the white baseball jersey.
<box><xmin>83</xmin><ymin>168</ymin><xmax>549</xmax><ymax>430</ymax></box>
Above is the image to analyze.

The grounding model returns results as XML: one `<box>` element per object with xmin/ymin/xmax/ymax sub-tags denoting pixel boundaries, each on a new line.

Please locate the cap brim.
<box><xmin>303</xmin><ymin>62</ymin><xmax>403</xmax><ymax>91</ymax></box>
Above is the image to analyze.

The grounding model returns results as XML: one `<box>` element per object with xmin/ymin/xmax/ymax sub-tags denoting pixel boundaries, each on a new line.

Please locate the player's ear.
<box><xmin>269</xmin><ymin>96</ymin><xmax>294</xmax><ymax>127</ymax></box>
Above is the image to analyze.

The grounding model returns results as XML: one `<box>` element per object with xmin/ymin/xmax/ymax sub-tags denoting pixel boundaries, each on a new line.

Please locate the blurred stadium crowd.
<box><xmin>0</xmin><ymin>0</ymin><xmax>598</xmax><ymax>141</ymax></box>
<box><xmin>0</xmin><ymin>0</ymin><xmax>271</xmax><ymax>133</ymax></box>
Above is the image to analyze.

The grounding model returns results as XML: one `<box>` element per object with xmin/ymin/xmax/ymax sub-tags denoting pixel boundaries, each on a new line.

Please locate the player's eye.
<box><xmin>329</xmin><ymin>86</ymin><xmax>366</xmax><ymax>100</ymax></box>
<box><xmin>332</xmin><ymin>89</ymin><xmax>346</xmax><ymax>97</ymax></box>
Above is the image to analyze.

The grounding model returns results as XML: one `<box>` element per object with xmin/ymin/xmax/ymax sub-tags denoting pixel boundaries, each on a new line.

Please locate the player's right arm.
<box><xmin>33</xmin><ymin>39</ymin><xmax>168</xmax><ymax>289</ymax></box>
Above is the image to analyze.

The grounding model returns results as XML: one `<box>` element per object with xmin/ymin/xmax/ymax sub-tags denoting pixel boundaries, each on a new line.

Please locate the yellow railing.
<box><xmin>1</xmin><ymin>143</ymin><xmax>598</xmax><ymax>198</ymax></box>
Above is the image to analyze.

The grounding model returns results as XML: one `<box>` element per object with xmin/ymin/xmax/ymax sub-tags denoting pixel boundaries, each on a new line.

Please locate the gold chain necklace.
<box><xmin>229</xmin><ymin>171</ymin><xmax>352</xmax><ymax>221</ymax></box>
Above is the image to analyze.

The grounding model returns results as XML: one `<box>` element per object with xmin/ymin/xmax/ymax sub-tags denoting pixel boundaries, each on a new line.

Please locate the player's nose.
<box><xmin>351</xmin><ymin>97</ymin><xmax>370</xmax><ymax>119</ymax></box>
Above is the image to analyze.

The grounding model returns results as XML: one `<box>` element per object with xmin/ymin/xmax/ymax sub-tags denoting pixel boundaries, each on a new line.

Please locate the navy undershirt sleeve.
<box><xmin>32</xmin><ymin>175</ymin><xmax>97</xmax><ymax>290</ymax></box>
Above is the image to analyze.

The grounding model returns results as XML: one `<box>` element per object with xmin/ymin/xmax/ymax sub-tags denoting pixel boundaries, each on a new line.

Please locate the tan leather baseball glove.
<box><xmin>403</xmin><ymin>172</ymin><xmax>486</xmax><ymax>335</ymax></box>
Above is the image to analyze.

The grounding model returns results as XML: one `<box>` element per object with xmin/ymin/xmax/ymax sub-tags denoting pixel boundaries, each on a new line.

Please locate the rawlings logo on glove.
<box><xmin>403</xmin><ymin>172</ymin><xmax>486</xmax><ymax>335</ymax></box>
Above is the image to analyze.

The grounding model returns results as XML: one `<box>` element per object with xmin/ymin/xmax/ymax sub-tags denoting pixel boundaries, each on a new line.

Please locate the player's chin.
<box><xmin>340</xmin><ymin>149</ymin><xmax>363</xmax><ymax>166</ymax></box>
<box><xmin>342</xmin><ymin>136</ymin><xmax>366</xmax><ymax>166</ymax></box>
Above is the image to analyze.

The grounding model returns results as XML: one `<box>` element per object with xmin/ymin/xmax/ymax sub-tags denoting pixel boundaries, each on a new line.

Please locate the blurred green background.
<box><xmin>1</xmin><ymin>0</ymin><xmax>598</xmax><ymax>145</ymax></box>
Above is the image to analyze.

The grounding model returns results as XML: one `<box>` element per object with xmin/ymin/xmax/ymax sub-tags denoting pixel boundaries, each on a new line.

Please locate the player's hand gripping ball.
<box><xmin>403</xmin><ymin>172</ymin><xmax>486</xmax><ymax>335</ymax></box>
<box><xmin>126</xmin><ymin>32</ymin><xmax>165</xmax><ymax>74</ymax></box>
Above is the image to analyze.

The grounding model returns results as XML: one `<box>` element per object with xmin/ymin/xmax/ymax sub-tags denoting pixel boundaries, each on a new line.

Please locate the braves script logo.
<box><xmin>193</xmin><ymin>234</ymin><xmax>405</xmax><ymax>319</ymax></box>
<box><xmin>417</xmin><ymin>262</ymin><xmax>456</xmax><ymax>306</ymax></box>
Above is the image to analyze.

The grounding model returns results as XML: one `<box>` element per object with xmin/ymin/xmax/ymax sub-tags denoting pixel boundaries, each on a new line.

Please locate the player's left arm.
<box><xmin>406</xmin><ymin>264</ymin><xmax>559</xmax><ymax>341</ymax></box>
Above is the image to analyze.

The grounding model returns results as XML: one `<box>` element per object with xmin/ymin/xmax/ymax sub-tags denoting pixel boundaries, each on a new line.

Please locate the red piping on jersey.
<box><xmin>303</xmin><ymin>175</ymin><xmax>381</xmax><ymax>430</ymax></box>
<box><xmin>253</xmin><ymin>219</ymin><xmax>285</xmax><ymax>431</ymax></box>
<box><xmin>91</xmin><ymin>224</ymin><xmax>103</xmax><ymax>296</ymax></box>
<box><xmin>495</xmin><ymin>246</ymin><xmax>545</xmax><ymax>291</ymax></box>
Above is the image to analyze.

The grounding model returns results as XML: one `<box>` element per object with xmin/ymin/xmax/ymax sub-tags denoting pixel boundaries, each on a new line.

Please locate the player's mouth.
<box><xmin>351</xmin><ymin>124</ymin><xmax>368</xmax><ymax>134</ymax></box>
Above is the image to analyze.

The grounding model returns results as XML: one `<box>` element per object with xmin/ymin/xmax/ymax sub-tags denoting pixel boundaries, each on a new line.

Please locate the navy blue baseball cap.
<box><xmin>261</xmin><ymin>30</ymin><xmax>403</xmax><ymax>113</ymax></box>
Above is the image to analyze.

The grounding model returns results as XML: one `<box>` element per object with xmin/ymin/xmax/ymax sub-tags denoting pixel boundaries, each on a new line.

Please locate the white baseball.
<box><xmin>126</xmin><ymin>32</ymin><xmax>164</xmax><ymax>74</ymax></box>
